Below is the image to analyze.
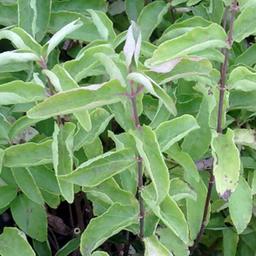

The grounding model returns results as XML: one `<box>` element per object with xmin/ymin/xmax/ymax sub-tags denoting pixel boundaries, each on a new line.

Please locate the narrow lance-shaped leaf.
<box><xmin>211</xmin><ymin>129</ymin><xmax>240</xmax><ymax>200</ymax></box>
<box><xmin>80</xmin><ymin>203</ymin><xmax>138</xmax><ymax>255</ymax></box>
<box><xmin>4</xmin><ymin>140</ymin><xmax>52</xmax><ymax>167</ymax></box>
<box><xmin>12</xmin><ymin>167</ymin><xmax>44</xmax><ymax>205</ymax></box>
<box><xmin>229</xmin><ymin>177</ymin><xmax>252</xmax><ymax>234</ymax></box>
<box><xmin>45</xmin><ymin>19</ymin><xmax>83</xmax><ymax>57</ymax></box>
<box><xmin>0</xmin><ymin>227</ymin><xmax>36</xmax><ymax>256</ymax></box>
<box><xmin>127</xmin><ymin>72</ymin><xmax>177</xmax><ymax>116</ymax></box>
<box><xmin>10</xmin><ymin>194</ymin><xmax>47</xmax><ymax>242</ymax></box>
<box><xmin>144</xmin><ymin>235</ymin><xmax>173</xmax><ymax>256</ymax></box>
<box><xmin>130</xmin><ymin>125</ymin><xmax>170</xmax><ymax>204</ymax></box>
<box><xmin>0</xmin><ymin>148</ymin><xmax>4</xmax><ymax>174</ymax></box>
<box><xmin>145</xmin><ymin>23</ymin><xmax>227</xmax><ymax>67</ymax></box>
<box><xmin>53</xmin><ymin>122</ymin><xmax>76</xmax><ymax>203</ymax></box>
<box><xmin>60</xmin><ymin>148</ymin><xmax>135</xmax><ymax>187</ymax></box>
<box><xmin>27</xmin><ymin>80</ymin><xmax>125</xmax><ymax>119</ymax></box>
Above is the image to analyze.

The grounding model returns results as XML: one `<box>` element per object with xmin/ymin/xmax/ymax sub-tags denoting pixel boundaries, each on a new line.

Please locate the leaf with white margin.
<box><xmin>228</xmin><ymin>66</ymin><xmax>256</xmax><ymax>91</ymax></box>
<box><xmin>211</xmin><ymin>129</ymin><xmax>240</xmax><ymax>200</ymax></box>
<box><xmin>0</xmin><ymin>29</ymin><xmax>28</xmax><ymax>50</ymax></box>
<box><xmin>127</xmin><ymin>72</ymin><xmax>177</xmax><ymax>116</ymax></box>
<box><xmin>145</xmin><ymin>24</ymin><xmax>227</xmax><ymax>66</ymax></box>
<box><xmin>229</xmin><ymin>177</ymin><xmax>252</xmax><ymax>234</ymax></box>
<box><xmin>234</xmin><ymin>129</ymin><xmax>256</xmax><ymax>150</ymax></box>
<box><xmin>144</xmin><ymin>235</ymin><xmax>173</xmax><ymax>256</ymax></box>
<box><xmin>42</xmin><ymin>69</ymin><xmax>62</xmax><ymax>92</ymax></box>
<box><xmin>123</xmin><ymin>21</ymin><xmax>141</xmax><ymax>67</ymax></box>
<box><xmin>0</xmin><ymin>227</ymin><xmax>36</xmax><ymax>256</ymax></box>
<box><xmin>80</xmin><ymin>203</ymin><xmax>138</xmax><ymax>255</ymax></box>
<box><xmin>27</xmin><ymin>80</ymin><xmax>126</xmax><ymax>119</ymax></box>
<box><xmin>45</xmin><ymin>19</ymin><xmax>83</xmax><ymax>57</ymax></box>
<box><xmin>0</xmin><ymin>51</ymin><xmax>39</xmax><ymax>67</ymax></box>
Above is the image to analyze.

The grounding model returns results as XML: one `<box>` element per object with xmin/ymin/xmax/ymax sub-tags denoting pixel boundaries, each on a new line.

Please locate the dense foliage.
<box><xmin>0</xmin><ymin>0</ymin><xmax>256</xmax><ymax>255</ymax></box>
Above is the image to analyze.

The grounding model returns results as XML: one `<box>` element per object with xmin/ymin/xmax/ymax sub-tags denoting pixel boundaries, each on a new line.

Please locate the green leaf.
<box><xmin>158</xmin><ymin>228</ymin><xmax>189</xmax><ymax>256</ymax></box>
<box><xmin>234</xmin><ymin>5</ymin><xmax>256</xmax><ymax>42</ymax></box>
<box><xmin>127</xmin><ymin>72</ymin><xmax>177</xmax><ymax>116</ymax></box>
<box><xmin>0</xmin><ymin>148</ymin><xmax>4</xmax><ymax>174</ymax></box>
<box><xmin>125</xmin><ymin>0</ymin><xmax>144</xmax><ymax>21</ymax></box>
<box><xmin>87</xmin><ymin>10</ymin><xmax>116</xmax><ymax>41</ymax></box>
<box><xmin>55</xmin><ymin>237</ymin><xmax>80</xmax><ymax>256</ymax></box>
<box><xmin>45</xmin><ymin>18</ymin><xmax>83</xmax><ymax>56</ymax></box>
<box><xmin>0</xmin><ymin>3</ymin><xmax>17</xmax><ymax>27</ymax></box>
<box><xmin>0</xmin><ymin>185</ymin><xmax>17</xmax><ymax>208</ymax></box>
<box><xmin>92</xmin><ymin>252</ymin><xmax>109</xmax><ymax>256</ymax></box>
<box><xmin>166</xmin><ymin>144</ymin><xmax>200</xmax><ymax>184</ymax></box>
<box><xmin>137</xmin><ymin>1</ymin><xmax>170</xmax><ymax>41</ymax></box>
<box><xmin>80</xmin><ymin>203</ymin><xmax>138</xmax><ymax>255</ymax></box>
<box><xmin>157</xmin><ymin>16</ymin><xmax>211</xmax><ymax>44</ymax></box>
<box><xmin>0</xmin><ymin>227</ymin><xmax>36</xmax><ymax>256</ymax></box>
<box><xmin>234</xmin><ymin>43</ymin><xmax>256</xmax><ymax>66</ymax></box>
<box><xmin>27</xmin><ymin>80</ymin><xmax>125</xmax><ymax>119</ymax></box>
<box><xmin>4</xmin><ymin>140</ymin><xmax>52</xmax><ymax>167</ymax></box>
<box><xmin>229</xmin><ymin>90</ymin><xmax>256</xmax><ymax>111</ymax></box>
<box><xmin>17</xmin><ymin>0</ymin><xmax>51</xmax><ymax>41</ymax></box>
<box><xmin>0</xmin><ymin>80</ymin><xmax>46</xmax><ymax>105</ymax></box>
<box><xmin>84</xmin><ymin>137</ymin><xmax>103</xmax><ymax>159</ymax></box>
<box><xmin>29</xmin><ymin>165</ymin><xmax>60</xmax><ymax>195</ymax></box>
<box><xmin>32</xmin><ymin>240</ymin><xmax>51</xmax><ymax>256</ymax></box>
<box><xmin>155</xmin><ymin>114</ymin><xmax>199</xmax><ymax>152</ymax></box>
<box><xmin>0</xmin><ymin>51</ymin><xmax>39</xmax><ymax>67</ymax></box>
<box><xmin>64</xmin><ymin>44</ymin><xmax>115</xmax><ymax>82</ymax></box>
<box><xmin>229</xmin><ymin>177</ymin><xmax>252</xmax><ymax>234</ymax></box>
<box><xmin>229</xmin><ymin>66</ymin><xmax>256</xmax><ymax>91</ymax></box>
<box><xmin>52</xmin><ymin>122</ymin><xmax>75</xmax><ymax>203</ymax></box>
<box><xmin>145</xmin><ymin>24</ymin><xmax>227</xmax><ymax>66</ymax></box>
<box><xmin>10</xmin><ymin>194</ymin><xmax>47</xmax><ymax>241</ymax></box>
<box><xmin>52</xmin><ymin>0</ymin><xmax>107</xmax><ymax>13</ymax></box>
<box><xmin>143</xmin><ymin>189</ymin><xmax>189</xmax><ymax>244</ymax></box>
<box><xmin>212</xmin><ymin>129</ymin><xmax>240</xmax><ymax>199</ymax></box>
<box><xmin>60</xmin><ymin>148</ymin><xmax>135</xmax><ymax>187</ymax></box>
<box><xmin>74</xmin><ymin>108</ymin><xmax>113</xmax><ymax>151</ymax></box>
<box><xmin>169</xmin><ymin>178</ymin><xmax>197</xmax><ymax>201</ymax></box>
<box><xmin>234</xmin><ymin>129</ymin><xmax>256</xmax><ymax>150</ymax></box>
<box><xmin>144</xmin><ymin>235</ymin><xmax>172</xmax><ymax>256</ymax></box>
<box><xmin>131</xmin><ymin>125</ymin><xmax>170</xmax><ymax>204</ymax></box>
<box><xmin>223</xmin><ymin>228</ymin><xmax>238</xmax><ymax>256</ymax></box>
<box><xmin>12</xmin><ymin>167</ymin><xmax>44</xmax><ymax>205</ymax></box>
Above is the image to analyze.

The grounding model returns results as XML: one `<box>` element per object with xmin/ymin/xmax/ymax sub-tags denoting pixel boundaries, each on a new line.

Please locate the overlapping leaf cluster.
<box><xmin>0</xmin><ymin>0</ymin><xmax>256</xmax><ymax>255</ymax></box>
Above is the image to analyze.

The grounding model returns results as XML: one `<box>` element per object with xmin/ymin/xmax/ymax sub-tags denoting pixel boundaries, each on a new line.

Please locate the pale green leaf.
<box><xmin>212</xmin><ymin>129</ymin><xmax>240</xmax><ymax>199</ymax></box>
<box><xmin>84</xmin><ymin>137</ymin><xmax>103</xmax><ymax>159</ymax></box>
<box><xmin>144</xmin><ymin>235</ymin><xmax>173</xmax><ymax>256</ymax></box>
<box><xmin>234</xmin><ymin>5</ymin><xmax>256</xmax><ymax>42</ymax></box>
<box><xmin>146</xmin><ymin>24</ymin><xmax>227</xmax><ymax>66</ymax></box>
<box><xmin>0</xmin><ymin>148</ymin><xmax>4</xmax><ymax>174</ymax></box>
<box><xmin>229</xmin><ymin>66</ymin><xmax>256</xmax><ymax>91</ymax></box>
<box><xmin>18</xmin><ymin>0</ymin><xmax>51</xmax><ymax>41</ymax></box>
<box><xmin>0</xmin><ymin>185</ymin><xmax>17</xmax><ymax>209</ymax></box>
<box><xmin>131</xmin><ymin>125</ymin><xmax>170</xmax><ymax>204</ymax></box>
<box><xmin>92</xmin><ymin>252</ymin><xmax>109</xmax><ymax>256</ymax></box>
<box><xmin>223</xmin><ymin>228</ymin><xmax>238</xmax><ymax>256</ymax></box>
<box><xmin>138</xmin><ymin>1</ymin><xmax>170</xmax><ymax>41</ymax></box>
<box><xmin>155</xmin><ymin>114</ymin><xmax>199</xmax><ymax>152</ymax></box>
<box><xmin>60</xmin><ymin>148</ymin><xmax>135</xmax><ymax>187</ymax></box>
<box><xmin>229</xmin><ymin>177</ymin><xmax>252</xmax><ymax>233</ymax></box>
<box><xmin>0</xmin><ymin>80</ymin><xmax>46</xmax><ymax>105</ymax></box>
<box><xmin>45</xmin><ymin>19</ymin><xmax>83</xmax><ymax>56</ymax></box>
<box><xmin>12</xmin><ymin>167</ymin><xmax>44</xmax><ymax>205</ymax></box>
<box><xmin>11</xmin><ymin>194</ymin><xmax>47</xmax><ymax>242</ymax></box>
<box><xmin>234</xmin><ymin>129</ymin><xmax>256</xmax><ymax>150</ymax></box>
<box><xmin>53</xmin><ymin>122</ymin><xmax>76</xmax><ymax>203</ymax></box>
<box><xmin>74</xmin><ymin>108</ymin><xmax>113</xmax><ymax>151</ymax></box>
<box><xmin>125</xmin><ymin>0</ymin><xmax>144</xmax><ymax>21</ymax></box>
<box><xmin>0</xmin><ymin>3</ymin><xmax>17</xmax><ymax>27</ymax></box>
<box><xmin>27</xmin><ymin>80</ymin><xmax>125</xmax><ymax>119</ymax></box>
<box><xmin>80</xmin><ymin>203</ymin><xmax>138</xmax><ymax>255</ymax></box>
<box><xmin>0</xmin><ymin>227</ymin><xmax>36</xmax><ymax>256</ymax></box>
<box><xmin>55</xmin><ymin>237</ymin><xmax>80</xmax><ymax>256</ymax></box>
<box><xmin>229</xmin><ymin>90</ymin><xmax>256</xmax><ymax>111</ymax></box>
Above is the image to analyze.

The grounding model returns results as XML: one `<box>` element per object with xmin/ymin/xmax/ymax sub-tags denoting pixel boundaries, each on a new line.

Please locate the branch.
<box><xmin>190</xmin><ymin>1</ymin><xmax>238</xmax><ymax>254</ymax></box>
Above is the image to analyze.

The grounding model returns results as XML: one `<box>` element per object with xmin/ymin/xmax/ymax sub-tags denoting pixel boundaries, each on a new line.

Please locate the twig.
<box><xmin>129</xmin><ymin>80</ymin><xmax>145</xmax><ymax>239</ymax></box>
<box><xmin>190</xmin><ymin>1</ymin><xmax>238</xmax><ymax>254</ymax></box>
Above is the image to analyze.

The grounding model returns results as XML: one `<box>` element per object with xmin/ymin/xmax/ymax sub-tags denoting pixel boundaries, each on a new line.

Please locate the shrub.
<box><xmin>0</xmin><ymin>0</ymin><xmax>255</xmax><ymax>255</ymax></box>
